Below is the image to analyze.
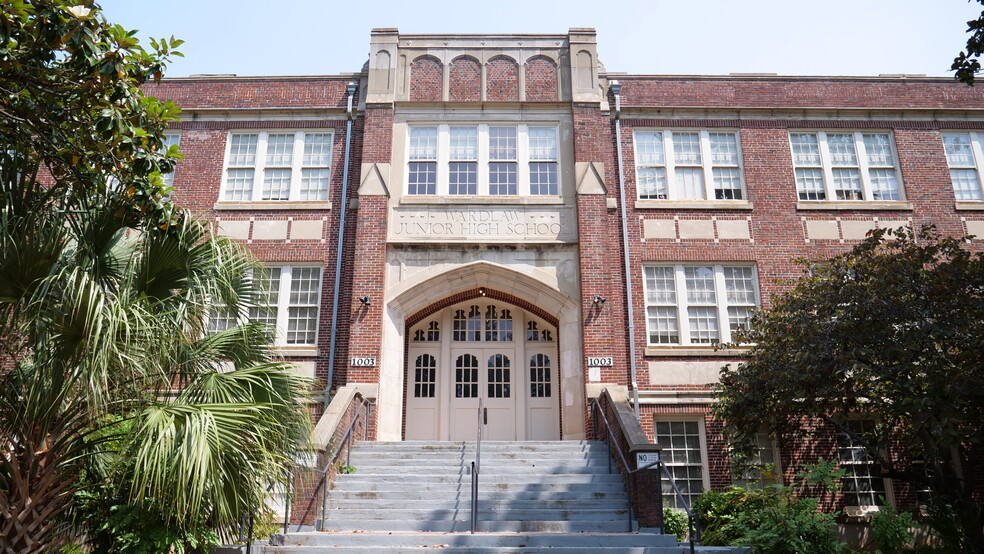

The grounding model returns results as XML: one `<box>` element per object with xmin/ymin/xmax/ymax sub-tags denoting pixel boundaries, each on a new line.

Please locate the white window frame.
<box><xmin>632</xmin><ymin>129</ymin><xmax>746</xmax><ymax>201</ymax></box>
<box><xmin>836</xmin><ymin>419</ymin><xmax>893</xmax><ymax>513</ymax></box>
<box><xmin>942</xmin><ymin>132</ymin><xmax>984</xmax><ymax>202</ymax></box>
<box><xmin>653</xmin><ymin>417</ymin><xmax>710</xmax><ymax>510</ymax></box>
<box><xmin>161</xmin><ymin>132</ymin><xmax>181</xmax><ymax>188</ymax></box>
<box><xmin>208</xmin><ymin>265</ymin><xmax>323</xmax><ymax>349</ymax></box>
<box><xmin>789</xmin><ymin>131</ymin><xmax>904</xmax><ymax>202</ymax></box>
<box><xmin>219</xmin><ymin>130</ymin><xmax>333</xmax><ymax>203</ymax></box>
<box><xmin>732</xmin><ymin>430</ymin><xmax>783</xmax><ymax>488</ymax></box>
<box><xmin>642</xmin><ymin>264</ymin><xmax>759</xmax><ymax>347</ymax></box>
<box><xmin>405</xmin><ymin>124</ymin><xmax>560</xmax><ymax>197</ymax></box>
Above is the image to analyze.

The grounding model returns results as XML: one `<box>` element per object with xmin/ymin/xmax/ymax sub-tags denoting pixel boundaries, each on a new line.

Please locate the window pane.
<box><xmin>489</xmin><ymin>127</ymin><xmax>517</xmax><ymax>160</ymax></box>
<box><xmin>449</xmin><ymin>162</ymin><xmax>477</xmax><ymax>195</ymax></box>
<box><xmin>687</xmin><ymin>306</ymin><xmax>719</xmax><ymax>344</ymax></box>
<box><xmin>827</xmin><ymin>134</ymin><xmax>858</xmax><ymax>166</ymax></box>
<box><xmin>529</xmin><ymin>162</ymin><xmax>558</xmax><ymax>195</ymax></box>
<box><xmin>713</xmin><ymin>168</ymin><xmax>743</xmax><ymax>200</ymax></box>
<box><xmin>286</xmin><ymin>307</ymin><xmax>318</xmax><ymax>344</ymax></box>
<box><xmin>409</xmin><ymin>127</ymin><xmax>438</xmax><ymax>160</ymax></box>
<box><xmin>636</xmin><ymin>131</ymin><xmax>665</xmax><ymax>165</ymax></box>
<box><xmin>528</xmin><ymin>127</ymin><xmax>557</xmax><ymax>161</ymax></box>
<box><xmin>489</xmin><ymin>162</ymin><xmax>517</xmax><ymax>195</ymax></box>
<box><xmin>644</xmin><ymin>266</ymin><xmax>676</xmax><ymax>304</ymax></box>
<box><xmin>943</xmin><ymin>133</ymin><xmax>975</xmax><ymax>166</ymax></box>
<box><xmin>449</xmin><ymin>126</ymin><xmax>478</xmax><ymax>160</ymax></box>
<box><xmin>723</xmin><ymin>266</ymin><xmax>755</xmax><ymax>304</ymax></box>
<box><xmin>728</xmin><ymin>306</ymin><xmax>753</xmax><ymax>336</ymax></box>
<box><xmin>262</xmin><ymin>168</ymin><xmax>292</xmax><ymax>201</ymax></box>
<box><xmin>300</xmin><ymin>168</ymin><xmax>330</xmax><ymax>201</ymax></box>
<box><xmin>647</xmin><ymin>306</ymin><xmax>679</xmax><ymax>344</ymax></box>
<box><xmin>675</xmin><ymin>167</ymin><xmax>705</xmax><ymax>199</ymax></box>
<box><xmin>225</xmin><ymin>168</ymin><xmax>255</xmax><ymax>201</ymax></box>
<box><xmin>673</xmin><ymin>132</ymin><xmax>702</xmax><ymax>165</ymax></box>
<box><xmin>868</xmin><ymin>169</ymin><xmax>901</xmax><ymax>201</ymax></box>
<box><xmin>951</xmin><ymin>168</ymin><xmax>983</xmax><ymax>201</ymax></box>
<box><xmin>638</xmin><ymin>167</ymin><xmax>668</xmax><ymax>200</ymax></box>
<box><xmin>229</xmin><ymin>134</ymin><xmax>258</xmax><ymax>166</ymax></box>
<box><xmin>684</xmin><ymin>266</ymin><xmax>716</xmax><ymax>304</ymax></box>
<box><xmin>862</xmin><ymin>134</ymin><xmax>894</xmax><ymax>167</ymax></box>
<box><xmin>303</xmin><ymin>133</ymin><xmax>332</xmax><ymax>166</ymax></box>
<box><xmin>408</xmin><ymin>162</ymin><xmax>437</xmax><ymax>195</ymax></box>
<box><xmin>709</xmin><ymin>133</ymin><xmax>739</xmax><ymax>165</ymax></box>
<box><xmin>265</xmin><ymin>134</ymin><xmax>295</xmax><ymax>166</ymax></box>
<box><xmin>795</xmin><ymin>168</ymin><xmax>826</xmax><ymax>200</ymax></box>
<box><xmin>790</xmin><ymin>133</ymin><xmax>821</xmax><ymax>166</ymax></box>
<box><xmin>289</xmin><ymin>267</ymin><xmax>321</xmax><ymax>305</ymax></box>
<box><xmin>832</xmin><ymin>168</ymin><xmax>863</xmax><ymax>200</ymax></box>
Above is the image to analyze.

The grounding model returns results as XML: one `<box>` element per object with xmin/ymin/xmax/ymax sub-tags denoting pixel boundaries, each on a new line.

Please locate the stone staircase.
<box><xmin>266</xmin><ymin>440</ymin><xmax>711</xmax><ymax>553</ymax></box>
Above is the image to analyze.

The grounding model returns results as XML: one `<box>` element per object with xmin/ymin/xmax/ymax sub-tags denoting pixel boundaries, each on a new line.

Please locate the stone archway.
<box><xmin>375</xmin><ymin>261</ymin><xmax>584</xmax><ymax>441</ymax></box>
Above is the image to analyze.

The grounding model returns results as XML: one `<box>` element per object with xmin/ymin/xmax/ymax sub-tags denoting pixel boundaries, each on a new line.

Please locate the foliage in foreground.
<box><xmin>715</xmin><ymin>226</ymin><xmax>984</xmax><ymax>552</ymax></box>
<box><xmin>0</xmin><ymin>1</ymin><xmax>311</xmax><ymax>551</ymax></box>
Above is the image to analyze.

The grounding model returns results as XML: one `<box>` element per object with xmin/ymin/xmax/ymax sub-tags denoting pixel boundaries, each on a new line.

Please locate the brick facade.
<box><xmin>150</xmin><ymin>28</ymin><xmax>984</xmax><ymax>531</ymax></box>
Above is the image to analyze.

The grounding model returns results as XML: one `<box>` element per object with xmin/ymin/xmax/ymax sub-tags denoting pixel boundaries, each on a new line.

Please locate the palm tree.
<box><xmin>0</xmin><ymin>152</ymin><xmax>310</xmax><ymax>552</ymax></box>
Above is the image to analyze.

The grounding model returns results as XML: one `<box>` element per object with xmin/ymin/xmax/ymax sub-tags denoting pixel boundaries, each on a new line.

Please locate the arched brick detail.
<box><xmin>525</xmin><ymin>55</ymin><xmax>558</xmax><ymax>102</ymax></box>
<box><xmin>448</xmin><ymin>56</ymin><xmax>481</xmax><ymax>102</ymax></box>
<box><xmin>410</xmin><ymin>55</ymin><xmax>443</xmax><ymax>102</ymax></box>
<box><xmin>486</xmin><ymin>55</ymin><xmax>519</xmax><ymax>102</ymax></box>
<box><xmin>406</xmin><ymin>287</ymin><xmax>559</xmax><ymax>329</ymax></box>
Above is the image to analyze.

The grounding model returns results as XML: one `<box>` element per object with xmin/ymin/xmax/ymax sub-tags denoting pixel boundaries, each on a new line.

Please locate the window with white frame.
<box><xmin>790</xmin><ymin>131</ymin><xmax>902</xmax><ymax>202</ymax></box>
<box><xmin>208</xmin><ymin>265</ymin><xmax>322</xmax><ymax>347</ymax></box>
<box><xmin>406</xmin><ymin>124</ymin><xmax>559</xmax><ymax>196</ymax></box>
<box><xmin>654</xmin><ymin>419</ymin><xmax>707</xmax><ymax>510</ymax></box>
<box><xmin>160</xmin><ymin>132</ymin><xmax>180</xmax><ymax>188</ymax></box>
<box><xmin>222</xmin><ymin>131</ymin><xmax>333</xmax><ymax>202</ymax></box>
<box><xmin>942</xmin><ymin>132</ymin><xmax>984</xmax><ymax>201</ymax></box>
<box><xmin>837</xmin><ymin>420</ymin><xmax>888</xmax><ymax>508</ymax></box>
<box><xmin>732</xmin><ymin>431</ymin><xmax>781</xmax><ymax>488</ymax></box>
<box><xmin>634</xmin><ymin>130</ymin><xmax>744</xmax><ymax>201</ymax></box>
<box><xmin>643</xmin><ymin>264</ymin><xmax>758</xmax><ymax>346</ymax></box>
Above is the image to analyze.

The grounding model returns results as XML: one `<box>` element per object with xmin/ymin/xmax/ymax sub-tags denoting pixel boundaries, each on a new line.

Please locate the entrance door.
<box><xmin>449</xmin><ymin>348</ymin><xmax>517</xmax><ymax>440</ymax></box>
<box><xmin>406</xmin><ymin>299</ymin><xmax>557</xmax><ymax>441</ymax></box>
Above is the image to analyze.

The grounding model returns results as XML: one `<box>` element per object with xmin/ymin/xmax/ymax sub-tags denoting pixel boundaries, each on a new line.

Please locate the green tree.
<box><xmin>715</xmin><ymin>226</ymin><xmax>984</xmax><ymax>552</ymax></box>
<box><xmin>953</xmin><ymin>0</ymin><xmax>984</xmax><ymax>85</ymax></box>
<box><xmin>0</xmin><ymin>1</ymin><xmax>310</xmax><ymax>551</ymax></box>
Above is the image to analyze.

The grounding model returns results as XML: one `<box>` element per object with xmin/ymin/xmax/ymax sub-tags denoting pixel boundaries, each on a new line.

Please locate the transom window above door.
<box><xmin>406</xmin><ymin>124</ymin><xmax>560</xmax><ymax>197</ymax></box>
<box><xmin>409</xmin><ymin>303</ymin><xmax>555</xmax><ymax>344</ymax></box>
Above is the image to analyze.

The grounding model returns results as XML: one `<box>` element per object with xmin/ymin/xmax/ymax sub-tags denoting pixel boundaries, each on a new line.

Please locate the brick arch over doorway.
<box><xmin>405</xmin><ymin>287</ymin><xmax>559</xmax><ymax>329</ymax></box>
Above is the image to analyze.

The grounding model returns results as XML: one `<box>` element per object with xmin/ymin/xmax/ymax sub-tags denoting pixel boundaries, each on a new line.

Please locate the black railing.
<box><xmin>282</xmin><ymin>393</ymin><xmax>371</xmax><ymax>532</ymax></box>
<box><xmin>590</xmin><ymin>397</ymin><xmax>700</xmax><ymax>553</ymax></box>
<box><xmin>470</xmin><ymin>398</ymin><xmax>487</xmax><ymax>534</ymax></box>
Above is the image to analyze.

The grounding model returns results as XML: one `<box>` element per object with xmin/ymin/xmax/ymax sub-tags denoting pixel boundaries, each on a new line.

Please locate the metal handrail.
<box><xmin>282</xmin><ymin>394</ymin><xmax>371</xmax><ymax>532</ymax></box>
<box><xmin>470</xmin><ymin>398</ymin><xmax>486</xmax><ymax>534</ymax></box>
<box><xmin>590</xmin><ymin>398</ymin><xmax>700</xmax><ymax>553</ymax></box>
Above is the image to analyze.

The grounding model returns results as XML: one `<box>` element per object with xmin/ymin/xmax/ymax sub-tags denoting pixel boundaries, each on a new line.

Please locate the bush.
<box><xmin>662</xmin><ymin>508</ymin><xmax>689</xmax><ymax>541</ymax></box>
<box><xmin>869</xmin><ymin>502</ymin><xmax>920</xmax><ymax>553</ymax></box>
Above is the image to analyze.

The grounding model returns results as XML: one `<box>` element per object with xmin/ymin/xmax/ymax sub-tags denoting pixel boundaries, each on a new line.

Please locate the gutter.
<box><xmin>324</xmin><ymin>81</ymin><xmax>358</xmax><ymax>408</ymax></box>
<box><xmin>610</xmin><ymin>80</ymin><xmax>641</xmax><ymax>418</ymax></box>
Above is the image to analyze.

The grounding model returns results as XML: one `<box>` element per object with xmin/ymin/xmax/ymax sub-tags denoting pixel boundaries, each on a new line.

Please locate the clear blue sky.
<box><xmin>97</xmin><ymin>0</ymin><xmax>983</xmax><ymax>78</ymax></box>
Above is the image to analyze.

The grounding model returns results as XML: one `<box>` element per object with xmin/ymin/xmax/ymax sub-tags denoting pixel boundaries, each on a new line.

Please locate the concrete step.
<box><xmin>328</xmin><ymin>490</ymin><xmax>628</xmax><ymax>502</ymax></box>
<box><xmin>316</xmin><ymin>519</ymin><xmax>632</xmax><ymax>533</ymax></box>
<box><xmin>333</xmin><ymin>474</ymin><xmax>623</xmax><ymax>485</ymax></box>
<box><xmin>269</xmin><ymin>531</ymin><xmax>681</xmax><ymax>548</ymax></box>
<box><xmin>323</xmin><ymin>508</ymin><xmax>630</xmax><ymax>521</ymax></box>
<box><xmin>328</xmin><ymin>498</ymin><xmax>630</xmax><ymax>509</ymax></box>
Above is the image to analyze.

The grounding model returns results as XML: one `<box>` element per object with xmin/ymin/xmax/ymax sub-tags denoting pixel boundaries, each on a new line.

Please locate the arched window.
<box><xmin>414</xmin><ymin>354</ymin><xmax>437</xmax><ymax>398</ymax></box>
<box><xmin>487</xmin><ymin>354</ymin><xmax>511</xmax><ymax>398</ymax></box>
<box><xmin>485</xmin><ymin>305</ymin><xmax>513</xmax><ymax>342</ymax></box>
<box><xmin>455</xmin><ymin>354</ymin><xmax>479</xmax><ymax>398</ymax></box>
<box><xmin>529</xmin><ymin>354</ymin><xmax>551</xmax><ymax>398</ymax></box>
<box><xmin>453</xmin><ymin>306</ymin><xmax>482</xmax><ymax>341</ymax></box>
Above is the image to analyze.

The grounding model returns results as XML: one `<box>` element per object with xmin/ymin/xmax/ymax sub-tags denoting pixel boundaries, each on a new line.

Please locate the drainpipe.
<box><xmin>324</xmin><ymin>81</ymin><xmax>358</xmax><ymax>408</ymax></box>
<box><xmin>610</xmin><ymin>80</ymin><xmax>641</xmax><ymax>418</ymax></box>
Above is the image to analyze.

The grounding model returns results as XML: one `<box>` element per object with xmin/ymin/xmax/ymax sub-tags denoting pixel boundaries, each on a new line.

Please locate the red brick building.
<box><xmin>147</xmin><ymin>28</ymin><xmax>984</xmax><ymax>524</ymax></box>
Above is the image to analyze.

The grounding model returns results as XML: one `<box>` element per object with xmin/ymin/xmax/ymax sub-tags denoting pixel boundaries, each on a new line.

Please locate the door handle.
<box><xmin>483</xmin><ymin>407</ymin><xmax>487</xmax><ymax>426</ymax></box>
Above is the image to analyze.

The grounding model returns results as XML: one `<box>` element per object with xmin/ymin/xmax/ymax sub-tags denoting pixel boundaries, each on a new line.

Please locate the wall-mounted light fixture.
<box><xmin>359</xmin><ymin>295</ymin><xmax>371</xmax><ymax>306</ymax></box>
<box><xmin>593</xmin><ymin>295</ymin><xmax>606</xmax><ymax>304</ymax></box>
<box><xmin>479</xmin><ymin>287</ymin><xmax>487</xmax><ymax>297</ymax></box>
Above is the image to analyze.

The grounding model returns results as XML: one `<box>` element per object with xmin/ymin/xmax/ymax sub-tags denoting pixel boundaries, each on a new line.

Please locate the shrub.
<box><xmin>662</xmin><ymin>508</ymin><xmax>689</xmax><ymax>541</ymax></box>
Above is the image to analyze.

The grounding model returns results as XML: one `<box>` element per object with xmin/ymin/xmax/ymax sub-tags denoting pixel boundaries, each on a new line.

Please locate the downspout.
<box><xmin>324</xmin><ymin>81</ymin><xmax>358</xmax><ymax>408</ymax></box>
<box><xmin>610</xmin><ymin>81</ymin><xmax>641</xmax><ymax>418</ymax></box>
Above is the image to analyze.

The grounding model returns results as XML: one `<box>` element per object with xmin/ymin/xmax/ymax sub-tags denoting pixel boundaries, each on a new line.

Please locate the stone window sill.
<box><xmin>277</xmin><ymin>346</ymin><xmax>318</xmax><ymax>358</ymax></box>
<box><xmin>213</xmin><ymin>201</ymin><xmax>332</xmax><ymax>211</ymax></box>
<box><xmin>796</xmin><ymin>201</ymin><xmax>912</xmax><ymax>211</ymax></box>
<box><xmin>634</xmin><ymin>200</ymin><xmax>754</xmax><ymax>210</ymax></box>
<box><xmin>955</xmin><ymin>201</ymin><xmax>984</xmax><ymax>211</ymax></box>
<box><xmin>399</xmin><ymin>195</ymin><xmax>565</xmax><ymax>206</ymax></box>
<box><xmin>644</xmin><ymin>346</ymin><xmax>748</xmax><ymax>357</ymax></box>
